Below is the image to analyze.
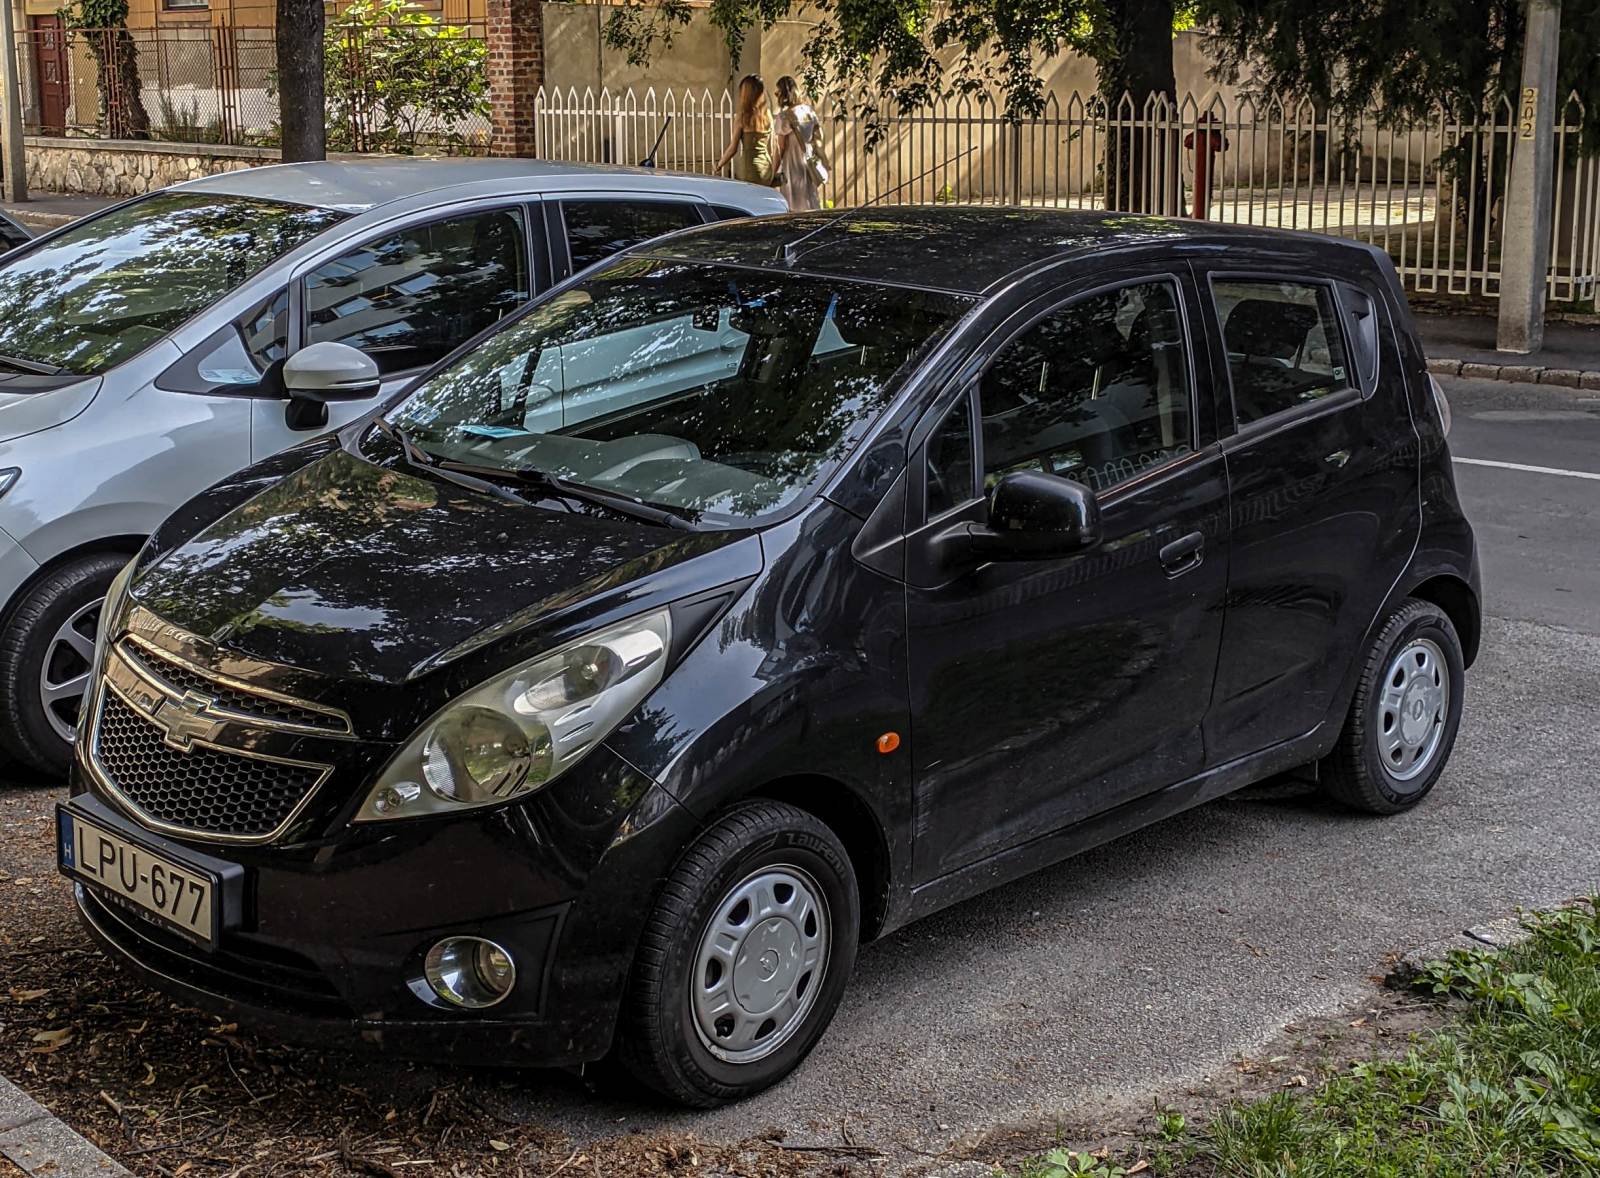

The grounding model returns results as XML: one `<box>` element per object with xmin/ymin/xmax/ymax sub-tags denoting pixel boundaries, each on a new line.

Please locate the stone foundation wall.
<box><xmin>24</xmin><ymin>137</ymin><xmax>280</xmax><ymax>197</ymax></box>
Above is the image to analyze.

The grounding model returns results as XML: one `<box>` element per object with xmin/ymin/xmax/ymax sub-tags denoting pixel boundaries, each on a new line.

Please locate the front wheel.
<box><xmin>1321</xmin><ymin>599</ymin><xmax>1465</xmax><ymax>814</ymax></box>
<box><xmin>617</xmin><ymin>800</ymin><xmax>859</xmax><ymax>1107</ymax></box>
<box><xmin>0</xmin><ymin>553</ymin><xmax>127</xmax><ymax>778</ymax></box>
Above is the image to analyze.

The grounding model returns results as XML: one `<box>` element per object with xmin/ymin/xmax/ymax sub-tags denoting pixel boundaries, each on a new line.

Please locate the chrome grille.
<box><xmin>121</xmin><ymin>640</ymin><xmax>350</xmax><ymax>735</ymax></box>
<box><xmin>94</xmin><ymin>693</ymin><xmax>323</xmax><ymax>839</ymax></box>
<box><xmin>87</xmin><ymin>612</ymin><xmax>347</xmax><ymax>844</ymax></box>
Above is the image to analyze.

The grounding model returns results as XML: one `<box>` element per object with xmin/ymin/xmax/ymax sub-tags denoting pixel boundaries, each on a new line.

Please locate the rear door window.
<box><xmin>559</xmin><ymin>200</ymin><xmax>704</xmax><ymax>274</ymax></box>
<box><xmin>305</xmin><ymin>207</ymin><xmax>530</xmax><ymax>375</ymax></box>
<box><xmin>1211</xmin><ymin>279</ymin><xmax>1353</xmax><ymax>425</ymax></box>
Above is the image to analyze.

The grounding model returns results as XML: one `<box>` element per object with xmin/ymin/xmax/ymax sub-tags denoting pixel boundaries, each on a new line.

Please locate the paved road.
<box><xmin>313</xmin><ymin>373</ymin><xmax>1600</xmax><ymax>1162</ymax></box>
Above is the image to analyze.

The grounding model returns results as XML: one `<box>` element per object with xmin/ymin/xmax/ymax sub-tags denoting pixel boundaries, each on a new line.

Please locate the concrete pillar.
<box><xmin>1497</xmin><ymin>0</ymin><xmax>1562</xmax><ymax>353</ymax></box>
<box><xmin>485</xmin><ymin>0</ymin><xmax>543</xmax><ymax>158</ymax></box>
<box><xmin>0</xmin><ymin>0</ymin><xmax>27</xmax><ymax>201</ymax></box>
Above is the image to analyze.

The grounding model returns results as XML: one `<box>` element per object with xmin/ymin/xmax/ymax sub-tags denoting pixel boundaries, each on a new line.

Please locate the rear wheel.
<box><xmin>617</xmin><ymin>800</ymin><xmax>859</xmax><ymax>1107</ymax></box>
<box><xmin>0</xmin><ymin>553</ymin><xmax>126</xmax><ymax>777</ymax></box>
<box><xmin>1322</xmin><ymin>599</ymin><xmax>1465</xmax><ymax>814</ymax></box>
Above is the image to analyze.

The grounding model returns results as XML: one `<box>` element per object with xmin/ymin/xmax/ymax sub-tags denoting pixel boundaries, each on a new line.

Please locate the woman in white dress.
<box><xmin>771</xmin><ymin>76</ymin><xmax>826</xmax><ymax>212</ymax></box>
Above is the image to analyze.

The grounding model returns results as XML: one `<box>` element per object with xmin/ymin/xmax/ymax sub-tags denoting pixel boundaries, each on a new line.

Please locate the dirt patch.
<box><xmin>0</xmin><ymin>783</ymin><xmax>856</xmax><ymax>1178</ymax></box>
<box><xmin>938</xmin><ymin>983</ymin><xmax>1448</xmax><ymax>1174</ymax></box>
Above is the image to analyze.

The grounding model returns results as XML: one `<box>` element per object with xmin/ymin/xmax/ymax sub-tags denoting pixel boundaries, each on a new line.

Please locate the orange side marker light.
<box><xmin>876</xmin><ymin>731</ymin><xmax>901</xmax><ymax>755</ymax></box>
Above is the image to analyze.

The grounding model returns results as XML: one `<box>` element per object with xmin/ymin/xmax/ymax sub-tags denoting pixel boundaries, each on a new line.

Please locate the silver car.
<box><xmin>0</xmin><ymin>159</ymin><xmax>785</xmax><ymax>775</ymax></box>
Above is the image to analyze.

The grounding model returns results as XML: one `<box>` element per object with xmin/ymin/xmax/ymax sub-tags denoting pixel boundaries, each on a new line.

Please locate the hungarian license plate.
<box><xmin>58</xmin><ymin>807</ymin><xmax>218</xmax><ymax>946</ymax></box>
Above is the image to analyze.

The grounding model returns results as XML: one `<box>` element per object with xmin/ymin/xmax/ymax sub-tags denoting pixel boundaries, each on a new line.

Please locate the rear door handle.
<box><xmin>1159</xmin><ymin>531</ymin><xmax>1205</xmax><ymax>576</ymax></box>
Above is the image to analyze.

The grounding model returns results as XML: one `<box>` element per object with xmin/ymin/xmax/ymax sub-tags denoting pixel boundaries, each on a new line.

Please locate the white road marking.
<box><xmin>1454</xmin><ymin>456</ymin><xmax>1600</xmax><ymax>482</ymax></box>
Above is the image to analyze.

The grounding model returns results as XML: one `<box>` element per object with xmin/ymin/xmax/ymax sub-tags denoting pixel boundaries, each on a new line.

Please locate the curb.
<box><xmin>1426</xmin><ymin>356</ymin><xmax>1600</xmax><ymax>389</ymax></box>
<box><xmin>1385</xmin><ymin>915</ymin><xmax>1533</xmax><ymax>988</ymax></box>
<box><xmin>0</xmin><ymin>1075</ymin><xmax>130</xmax><ymax>1176</ymax></box>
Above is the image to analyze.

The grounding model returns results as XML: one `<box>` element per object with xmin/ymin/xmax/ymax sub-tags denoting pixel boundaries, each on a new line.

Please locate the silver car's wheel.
<box><xmin>0</xmin><ymin>552</ymin><xmax>126</xmax><ymax>778</ymax></box>
<box><xmin>39</xmin><ymin>597</ymin><xmax>102</xmax><ymax>745</ymax></box>
<box><xmin>690</xmin><ymin>864</ymin><xmax>830</xmax><ymax>1064</ymax></box>
<box><xmin>1376</xmin><ymin>637</ymin><xmax>1449</xmax><ymax>784</ymax></box>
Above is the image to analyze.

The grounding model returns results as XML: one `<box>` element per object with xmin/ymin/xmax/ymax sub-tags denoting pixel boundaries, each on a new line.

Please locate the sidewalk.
<box><xmin>1416</xmin><ymin>311</ymin><xmax>1600</xmax><ymax>388</ymax></box>
<box><xmin>0</xmin><ymin>193</ymin><xmax>116</xmax><ymax>232</ymax></box>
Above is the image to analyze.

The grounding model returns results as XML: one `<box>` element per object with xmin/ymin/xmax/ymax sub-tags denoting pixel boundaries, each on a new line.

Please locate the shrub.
<box><xmin>324</xmin><ymin>0</ymin><xmax>488</xmax><ymax>155</ymax></box>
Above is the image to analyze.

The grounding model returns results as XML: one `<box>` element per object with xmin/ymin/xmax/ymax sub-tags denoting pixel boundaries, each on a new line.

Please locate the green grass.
<box><xmin>1013</xmin><ymin>899</ymin><xmax>1600</xmax><ymax>1178</ymax></box>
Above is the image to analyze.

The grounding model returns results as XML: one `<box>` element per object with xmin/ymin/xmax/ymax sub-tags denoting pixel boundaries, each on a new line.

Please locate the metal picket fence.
<box><xmin>533</xmin><ymin>85</ymin><xmax>1600</xmax><ymax>309</ymax></box>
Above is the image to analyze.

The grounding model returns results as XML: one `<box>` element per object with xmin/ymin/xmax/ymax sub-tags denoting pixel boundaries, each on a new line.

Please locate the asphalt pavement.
<box><xmin>299</xmin><ymin>372</ymin><xmax>1600</xmax><ymax>1163</ymax></box>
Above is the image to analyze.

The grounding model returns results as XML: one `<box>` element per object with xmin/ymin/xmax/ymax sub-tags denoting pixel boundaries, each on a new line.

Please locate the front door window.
<box><xmin>305</xmin><ymin>207</ymin><xmax>530</xmax><ymax>375</ymax></box>
<box><xmin>980</xmin><ymin>280</ymin><xmax>1194</xmax><ymax>493</ymax></box>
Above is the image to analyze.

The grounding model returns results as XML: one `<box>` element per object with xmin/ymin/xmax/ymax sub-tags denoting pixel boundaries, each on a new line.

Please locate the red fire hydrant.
<box><xmin>1183</xmin><ymin>113</ymin><xmax>1229</xmax><ymax>220</ymax></box>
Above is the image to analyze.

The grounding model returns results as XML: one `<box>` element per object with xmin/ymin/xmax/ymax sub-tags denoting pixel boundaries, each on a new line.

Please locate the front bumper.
<box><xmin>66</xmin><ymin>744</ymin><xmax>701</xmax><ymax>1068</ymax></box>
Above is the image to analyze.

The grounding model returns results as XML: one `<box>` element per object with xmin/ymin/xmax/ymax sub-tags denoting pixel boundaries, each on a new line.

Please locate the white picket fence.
<box><xmin>533</xmin><ymin>85</ymin><xmax>1600</xmax><ymax>309</ymax></box>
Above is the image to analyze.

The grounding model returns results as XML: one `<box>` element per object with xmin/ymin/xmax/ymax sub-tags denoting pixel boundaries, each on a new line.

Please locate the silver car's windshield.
<box><xmin>386</xmin><ymin>258</ymin><xmax>973</xmax><ymax>524</ymax></box>
<box><xmin>0</xmin><ymin>192</ymin><xmax>344</xmax><ymax>376</ymax></box>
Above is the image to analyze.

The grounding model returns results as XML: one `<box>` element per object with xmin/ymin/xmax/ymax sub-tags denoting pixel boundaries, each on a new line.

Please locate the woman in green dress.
<box><xmin>716</xmin><ymin>74</ymin><xmax>774</xmax><ymax>185</ymax></box>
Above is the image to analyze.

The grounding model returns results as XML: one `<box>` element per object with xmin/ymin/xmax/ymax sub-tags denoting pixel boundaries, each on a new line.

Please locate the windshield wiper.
<box><xmin>0</xmin><ymin>353</ymin><xmax>65</xmax><ymax>376</ymax></box>
<box><xmin>435</xmin><ymin>457</ymin><xmax>698</xmax><ymax>532</ymax></box>
<box><xmin>368</xmin><ymin>417</ymin><xmax>528</xmax><ymax>507</ymax></box>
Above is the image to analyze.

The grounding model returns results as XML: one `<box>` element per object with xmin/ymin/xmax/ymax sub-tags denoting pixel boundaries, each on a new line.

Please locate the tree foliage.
<box><xmin>62</xmin><ymin>0</ymin><xmax>149</xmax><ymax>139</ymax></box>
<box><xmin>604</xmin><ymin>0</ymin><xmax>1107</xmax><ymax>137</ymax></box>
<box><xmin>1205</xmin><ymin>0</ymin><xmax>1600</xmax><ymax>140</ymax></box>
<box><xmin>324</xmin><ymin>0</ymin><xmax>490</xmax><ymax>154</ymax></box>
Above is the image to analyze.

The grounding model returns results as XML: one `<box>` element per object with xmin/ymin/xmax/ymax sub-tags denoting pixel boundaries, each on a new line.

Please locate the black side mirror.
<box><xmin>938</xmin><ymin>470</ymin><xmax>1101</xmax><ymax>568</ymax></box>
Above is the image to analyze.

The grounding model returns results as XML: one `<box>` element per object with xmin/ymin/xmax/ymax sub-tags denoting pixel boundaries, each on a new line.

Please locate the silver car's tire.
<box><xmin>0</xmin><ymin>553</ymin><xmax>126</xmax><ymax>778</ymax></box>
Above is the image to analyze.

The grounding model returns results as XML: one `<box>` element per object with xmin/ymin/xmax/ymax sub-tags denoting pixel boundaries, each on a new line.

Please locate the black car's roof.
<box><xmin>640</xmin><ymin>206</ymin><xmax>1375</xmax><ymax>296</ymax></box>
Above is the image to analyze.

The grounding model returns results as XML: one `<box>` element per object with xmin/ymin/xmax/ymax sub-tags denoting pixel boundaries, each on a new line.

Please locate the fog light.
<box><xmin>423</xmin><ymin>937</ymin><xmax>517</xmax><ymax>1009</ymax></box>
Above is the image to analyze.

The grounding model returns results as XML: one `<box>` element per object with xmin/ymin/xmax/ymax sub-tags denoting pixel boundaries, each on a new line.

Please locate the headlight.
<box><xmin>356</xmin><ymin>608</ymin><xmax>672</xmax><ymax>821</ymax></box>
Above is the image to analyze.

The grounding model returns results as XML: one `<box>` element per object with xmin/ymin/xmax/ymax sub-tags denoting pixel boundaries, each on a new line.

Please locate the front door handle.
<box><xmin>1159</xmin><ymin>530</ymin><xmax>1205</xmax><ymax>576</ymax></box>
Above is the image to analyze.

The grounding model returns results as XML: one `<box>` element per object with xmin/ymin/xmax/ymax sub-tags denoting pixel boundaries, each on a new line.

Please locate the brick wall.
<box><xmin>485</xmin><ymin>0</ymin><xmax>541</xmax><ymax>157</ymax></box>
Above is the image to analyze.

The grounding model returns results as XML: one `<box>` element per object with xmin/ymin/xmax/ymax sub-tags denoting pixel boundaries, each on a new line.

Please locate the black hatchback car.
<box><xmin>59</xmin><ymin>208</ymin><xmax>1478</xmax><ymax>1107</ymax></box>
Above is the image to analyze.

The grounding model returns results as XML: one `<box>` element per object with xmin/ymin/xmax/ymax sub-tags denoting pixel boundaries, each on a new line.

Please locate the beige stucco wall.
<box><xmin>542</xmin><ymin>7</ymin><xmax>1238</xmax><ymax>107</ymax></box>
<box><xmin>541</xmin><ymin>3</ymin><xmax>746</xmax><ymax>96</ymax></box>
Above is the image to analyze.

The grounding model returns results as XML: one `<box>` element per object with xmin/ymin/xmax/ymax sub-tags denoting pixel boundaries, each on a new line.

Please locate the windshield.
<box><xmin>386</xmin><ymin>258</ymin><xmax>972</xmax><ymax>523</ymax></box>
<box><xmin>0</xmin><ymin>192</ymin><xmax>344</xmax><ymax>376</ymax></box>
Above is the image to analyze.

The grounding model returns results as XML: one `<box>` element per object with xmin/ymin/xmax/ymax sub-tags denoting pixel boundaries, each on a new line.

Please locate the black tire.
<box><xmin>616</xmin><ymin>800</ymin><xmax>859</xmax><ymax>1107</ymax></box>
<box><xmin>0</xmin><ymin>553</ymin><xmax>127</xmax><ymax>778</ymax></box>
<box><xmin>1322</xmin><ymin>599</ymin><xmax>1465</xmax><ymax>815</ymax></box>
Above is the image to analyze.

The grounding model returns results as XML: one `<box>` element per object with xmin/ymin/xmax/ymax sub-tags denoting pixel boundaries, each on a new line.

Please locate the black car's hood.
<box><xmin>129</xmin><ymin>448</ymin><xmax>751</xmax><ymax>684</ymax></box>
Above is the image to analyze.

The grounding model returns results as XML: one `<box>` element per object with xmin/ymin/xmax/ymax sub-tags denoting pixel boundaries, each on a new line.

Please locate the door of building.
<box><xmin>31</xmin><ymin>16</ymin><xmax>69</xmax><ymax>135</ymax></box>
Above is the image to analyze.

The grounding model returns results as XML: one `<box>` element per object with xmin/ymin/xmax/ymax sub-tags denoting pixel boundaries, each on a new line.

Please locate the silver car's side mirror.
<box><xmin>283</xmin><ymin>342</ymin><xmax>382</xmax><ymax>403</ymax></box>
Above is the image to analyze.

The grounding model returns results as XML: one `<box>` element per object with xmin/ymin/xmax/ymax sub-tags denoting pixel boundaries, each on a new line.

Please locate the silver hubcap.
<box><xmin>40</xmin><ymin>597</ymin><xmax>103</xmax><ymax>745</ymax></box>
<box><xmin>1377</xmin><ymin>637</ymin><xmax>1450</xmax><ymax>784</ymax></box>
<box><xmin>690</xmin><ymin>864</ymin><xmax>830</xmax><ymax>1065</ymax></box>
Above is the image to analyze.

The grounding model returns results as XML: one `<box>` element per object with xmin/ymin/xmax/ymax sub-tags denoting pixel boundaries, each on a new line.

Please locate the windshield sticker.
<box><xmin>460</xmin><ymin>424</ymin><xmax>533</xmax><ymax>439</ymax></box>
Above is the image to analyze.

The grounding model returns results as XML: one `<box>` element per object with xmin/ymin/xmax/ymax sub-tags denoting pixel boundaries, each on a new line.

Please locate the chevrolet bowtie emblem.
<box><xmin>153</xmin><ymin>691</ymin><xmax>224</xmax><ymax>752</ymax></box>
